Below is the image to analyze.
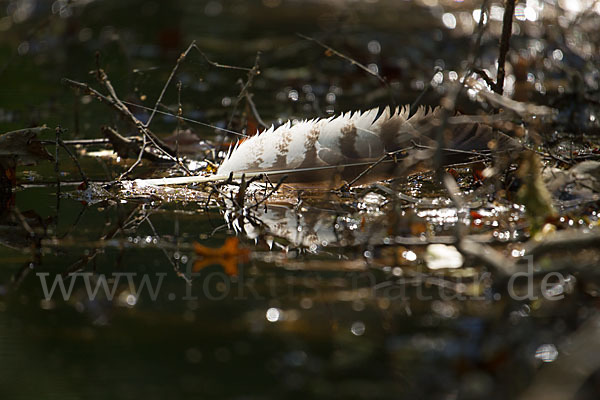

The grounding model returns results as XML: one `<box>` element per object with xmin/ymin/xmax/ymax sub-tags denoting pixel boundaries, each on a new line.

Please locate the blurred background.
<box><xmin>1</xmin><ymin>0</ymin><xmax>600</xmax><ymax>399</ymax></box>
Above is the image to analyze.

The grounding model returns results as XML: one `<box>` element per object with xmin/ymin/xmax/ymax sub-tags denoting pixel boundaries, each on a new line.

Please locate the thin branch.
<box><xmin>469</xmin><ymin>0</ymin><xmax>490</xmax><ymax>65</ymax></box>
<box><xmin>62</xmin><ymin>78</ymin><xmax>175</xmax><ymax>157</ymax></box>
<box><xmin>120</xmin><ymin>100</ymin><xmax>249</xmax><ymax>138</ymax></box>
<box><xmin>56</xmin><ymin>137</ymin><xmax>89</xmax><ymax>185</ymax></box>
<box><xmin>227</xmin><ymin>52</ymin><xmax>263</xmax><ymax>130</ymax></box>
<box><xmin>411</xmin><ymin>141</ymin><xmax>494</xmax><ymax>159</ymax></box>
<box><xmin>62</xmin><ymin>77</ymin><xmax>192</xmax><ymax>177</ymax></box>
<box><xmin>117</xmin><ymin>133</ymin><xmax>147</xmax><ymax>181</ymax></box>
<box><xmin>346</xmin><ymin>146</ymin><xmax>414</xmax><ymax>188</ymax></box>
<box><xmin>495</xmin><ymin>0</ymin><xmax>516</xmax><ymax>94</ymax></box>
<box><xmin>245</xmin><ymin>93</ymin><xmax>268</xmax><ymax>129</ymax></box>
<box><xmin>145</xmin><ymin>41</ymin><xmax>197</xmax><ymax>127</ymax></box>
<box><xmin>410</xmin><ymin>68</ymin><xmax>439</xmax><ymax>111</ymax></box>
<box><xmin>297</xmin><ymin>33</ymin><xmax>394</xmax><ymax>104</ymax></box>
<box><xmin>192</xmin><ymin>44</ymin><xmax>253</xmax><ymax>72</ymax></box>
<box><xmin>298</xmin><ymin>33</ymin><xmax>386</xmax><ymax>85</ymax></box>
<box><xmin>175</xmin><ymin>80</ymin><xmax>183</xmax><ymax>159</ymax></box>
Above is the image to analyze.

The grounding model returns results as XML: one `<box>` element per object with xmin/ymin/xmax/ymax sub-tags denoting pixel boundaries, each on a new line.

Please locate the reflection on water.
<box><xmin>1</xmin><ymin>176</ymin><xmax>594</xmax><ymax>399</ymax></box>
<box><xmin>229</xmin><ymin>202</ymin><xmax>351</xmax><ymax>249</ymax></box>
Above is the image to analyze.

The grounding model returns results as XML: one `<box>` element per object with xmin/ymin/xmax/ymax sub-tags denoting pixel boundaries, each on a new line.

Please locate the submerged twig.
<box><xmin>143</xmin><ymin>213</ymin><xmax>191</xmax><ymax>283</ymax></box>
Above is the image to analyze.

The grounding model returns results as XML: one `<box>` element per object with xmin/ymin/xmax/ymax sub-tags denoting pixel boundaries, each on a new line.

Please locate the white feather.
<box><xmin>216</xmin><ymin>105</ymin><xmax>516</xmax><ymax>185</ymax></box>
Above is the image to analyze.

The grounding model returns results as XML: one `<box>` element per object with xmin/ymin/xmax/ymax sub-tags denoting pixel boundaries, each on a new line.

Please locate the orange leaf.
<box><xmin>192</xmin><ymin>237</ymin><xmax>250</xmax><ymax>276</ymax></box>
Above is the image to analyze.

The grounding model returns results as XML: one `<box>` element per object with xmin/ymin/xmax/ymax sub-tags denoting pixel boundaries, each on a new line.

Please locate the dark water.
<box><xmin>2</xmin><ymin>1</ymin><xmax>600</xmax><ymax>399</ymax></box>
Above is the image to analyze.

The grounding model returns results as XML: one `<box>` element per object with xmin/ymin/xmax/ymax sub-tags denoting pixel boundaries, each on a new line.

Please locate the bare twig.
<box><xmin>117</xmin><ymin>132</ymin><xmax>147</xmax><ymax>181</ymax></box>
<box><xmin>227</xmin><ymin>52</ymin><xmax>264</xmax><ymax>130</ymax></box>
<box><xmin>495</xmin><ymin>0</ymin><xmax>516</xmax><ymax>94</ymax></box>
<box><xmin>465</xmin><ymin>77</ymin><xmax>557</xmax><ymax>119</ymax></box>
<box><xmin>146</xmin><ymin>41</ymin><xmax>196</xmax><ymax>127</ymax></box>
<box><xmin>175</xmin><ymin>80</ymin><xmax>183</xmax><ymax>158</ymax></box>
<box><xmin>141</xmin><ymin>40</ymin><xmax>255</xmax><ymax>135</ymax></box>
<box><xmin>245</xmin><ymin>93</ymin><xmax>268</xmax><ymax>129</ymax></box>
<box><xmin>61</xmin><ymin>205</ymin><xmax>142</xmax><ymax>276</ymax></box>
<box><xmin>410</xmin><ymin>68</ymin><xmax>440</xmax><ymax>111</ymax></box>
<box><xmin>411</xmin><ymin>140</ymin><xmax>493</xmax><ymax>159</ymax></box>
<box><xmin>192</xmin><ymin>45</ymin><xmax>253</xmax><ymax>72</ymax></box>
<box><xmin>120</xmin><ymin>100</ymin><xmax>248</xmax><ymax>138</ymax></box>
<box><xmin>470</xmin><ymin>0</ymin><xmax>490</xmax><ymax>64</ymax></box>
<box><xmin>298</xmin><ymin>33</ymin><xmax>386</xmax><ymax>85</ymax></box>
<box><xmin>346</xmin><ymin>146</ymin><xmax>414</xmax><ymax>188</ymax></box>
<box><xmin>62</xmin><ymin>78</ymin><xmax>175</xmax><ymax>156</ymax></box>
<box><xmin>143</xmin><ymin>214</ymin><xmax>191</xmax><ymax>283</ymax></box>
<box><xmin>62</xmin><ymin>77</ymin><xmax>192</xmax><ymax>177</ymax></box>
<box><xmin>297</xmin><ymin>33</ymin><xmax>395</xmax><ymax>105</ymax></box>
<box><xmin>56</xmin><ymin>137</ymin><xmax>89</xmax><ymax>185</ymax></box>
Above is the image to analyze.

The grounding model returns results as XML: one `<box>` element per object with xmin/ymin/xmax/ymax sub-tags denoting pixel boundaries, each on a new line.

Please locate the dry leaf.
<box><xmin>193</xmin><ymin>237</ymin><xmax>250</xmax><ymax>276</ymax></box>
